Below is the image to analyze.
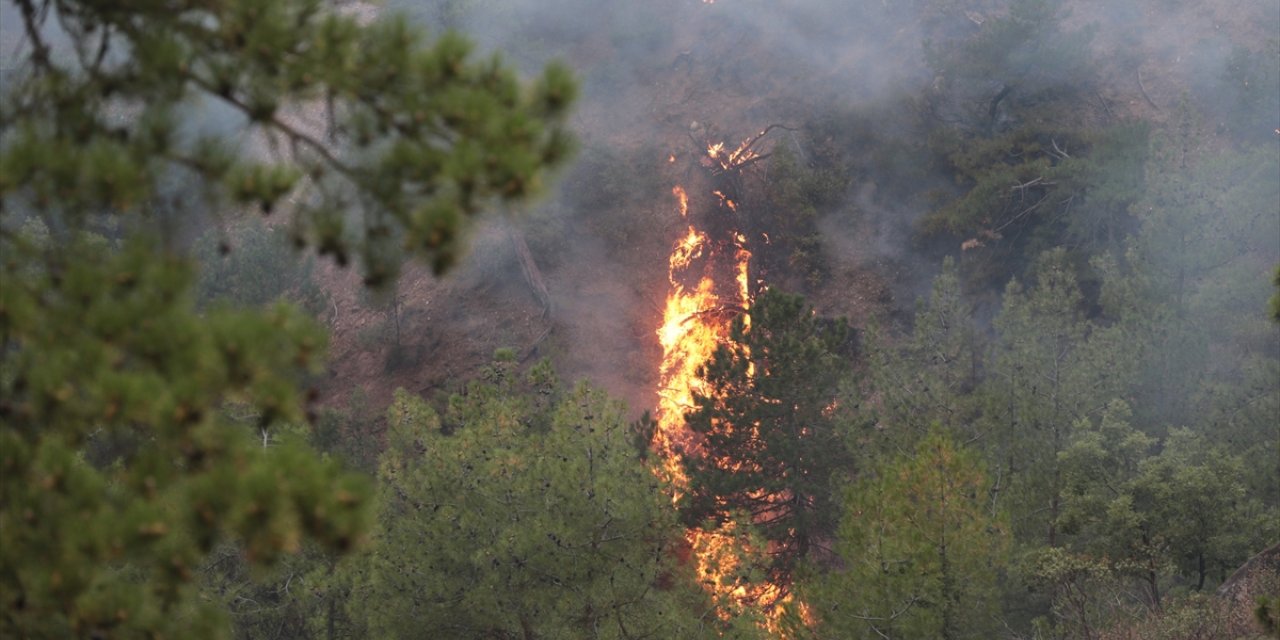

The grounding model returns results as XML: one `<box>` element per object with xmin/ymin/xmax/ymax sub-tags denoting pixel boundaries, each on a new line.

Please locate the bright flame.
<box><xmin>673</xmin><ymin>185</ymin><xmax>689</xmax><ymax>218</ymax></box>
<box><xmin>654</xmin><ymin>139</ymin><xmax>803</xmax><ymax>636</ymax></box>
<box><xmin>705</xmin><ymin>135</ymin><xmax>764</xmax><ymax>173</ymax></box>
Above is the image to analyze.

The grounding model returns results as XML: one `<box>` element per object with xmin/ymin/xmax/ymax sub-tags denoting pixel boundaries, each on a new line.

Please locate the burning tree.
<box><xmin>677</xmin><ymin>289</ymin><xmax>853</xmax><ymax>590</ymax></box>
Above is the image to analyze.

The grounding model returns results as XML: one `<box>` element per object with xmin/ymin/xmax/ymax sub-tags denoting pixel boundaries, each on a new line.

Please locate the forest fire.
<box><xmin>653</xmin><ymin>134</ymin><xmax>800</xmax><ymax>634</ymax></box>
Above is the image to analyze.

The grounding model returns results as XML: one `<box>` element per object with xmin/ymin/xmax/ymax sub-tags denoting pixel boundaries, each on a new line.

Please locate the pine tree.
<box><xmin>678</xmin><ymin>289</ymin><xmax>853</xmax><ymax>587</ymax></box>
<box><xmin>804</xmin><ymin>431</ymin><xmax>1008</xmax><ymax>640</ymax></box>
<box><xmin>982</xmin><ymin>249</ymin><xmax>1135</xmax><ymax>545</ymax></box>
<box><xmin>1</xmin><ymin>0</ymin><xmax>575</xmax><ymax>282</ymax></box>
<box><xmin>1057</xmin><ymin>402</ymin><xmax>1271</xmax><ymax>610</ymax></box>
<box><xmin>867</xmin><ymin>257</ymin><xmax>982</xmax><ymax>449</ymax></box>
<box><xmin>0</xmin><ymin>1</ymin><xmax>575</xmax><ymax>636</ymax></box>
<box><xmin>353</xmin><ymin>359</ymin><xmax>732</xmax><ymax>639</ymax></box>
<box><xmin>0</xmin><ymin>236</ymin><xmax>371</xmax><ymax>637</ymax></box>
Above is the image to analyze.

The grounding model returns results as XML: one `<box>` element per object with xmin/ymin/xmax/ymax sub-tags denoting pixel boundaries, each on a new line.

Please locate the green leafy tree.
<box><xmin>198</xmin><ymin>540</ymin><xmax>355</xmax><ymax>640</ymax></box>
<box><xmin>678</xmin><ymin>289</ymin><xmax>853</xmax><ymax>588</ymax></box>
<box><xmin>1271</xmin><ymin>265</ymin><xmax>1280</xmax><ymax>323</ymax></box>
<box><xmin>352</xmin><ymin>359</ymin><xmax>729</xmax><ymax>639</ymax></box>
<box><xmin>1058</xmin><ymin>402</ymin><xmax>1272</xmax><ymax>610</ymax></box>
<box><xmin>1258</xmin><ymin>594</ymin><xmax>1280</xmax><ymax>637</ymax></box>
<box><xmin>802</xmin><ymin>431</ymin><xmax>1008</xmax><ymax>640</ymax></box>
<box><xmin>1220</xmin><ymin>41</ymin><xmax>1280</xmax><ymax>139</ymax></box>
<box><xmin>0</xmin><ymin>237</ymin><xmax>370</xmax><ymax>637</ymax></box>
<box><xmin>983</xmin><ymin>249</ymin><xmax>1136</xmax><ymax>546</ymax></box>
<box><xmin>194</xmin><ymin>220</ymin><xmax>328</xmax><ymax>315</ymax></box>
<box><xmin>1130</xmin><ymin>430</ymin><xmax>1270</xmax><ymax>597</ymax></box>
<box><xmin>1093</xmin><ymin>111</ymin><xmax>1280</xmax><ymax>505</ymax></box>
<box><xmin>867</xmin><ymin>257</ymin><xmax>982</xmax><ymax>449</ymax></box>
<box><xmin>1</xmin><ymin>1</ymin><xmax>575</xmax><ymax>637</ymax></box>
<box><xmin>924</xmin><ymin>0</ymin><xmax>1095</xmax><ymax>134</ymax></box>
<box><xmin>752</xmin><ymin>147</ymin><xmax>849</xmax><ymax>290</ymax></box>
<box><xmin>1115</xmin><ymin>110</ymin><xmax>1280</xmax><ymax>430</ymax></box>
<box><xmin>1024</xmin><ymin>547</ymin><xmax>1133</xmax><ymax>640</ymax></box>
<box><xmin>921</xmin><ymin>123</ymin><xmax>1148</xmax><ymax>288</ymax></box>
<box><xmin>1</xmin><ymin>0</ymin><xmax>575</xmax><ymax>282</ymax></box>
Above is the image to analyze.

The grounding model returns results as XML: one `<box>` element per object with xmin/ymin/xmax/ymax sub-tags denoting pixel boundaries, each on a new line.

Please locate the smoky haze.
<box><xmin>5</xmin><ymin>0</ymin><xmax>1272</xmax><ymax>414</ymax></box>
<box><xmin>364</xmin><ymin>0</ymin><xmax>1276</xmax><ymax>413</ymax></box>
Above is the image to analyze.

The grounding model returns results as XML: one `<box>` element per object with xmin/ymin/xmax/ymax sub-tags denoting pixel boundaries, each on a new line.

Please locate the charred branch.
<box><xmin>509</xmin><ymin>228</ymin><xmax>552</xmax><ymax>319</ymax></box>
<box><xmin>1137</xmin><ymin>69</ymin><xmax>1161</xmax><ymax>112</ymax></box>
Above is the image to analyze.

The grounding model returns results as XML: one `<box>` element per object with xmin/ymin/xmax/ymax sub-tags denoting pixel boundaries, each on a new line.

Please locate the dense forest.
<box><xmin>1</xmin><ymin>0</ymin><xmax>1277</xmax><ymax>638</ymax></box>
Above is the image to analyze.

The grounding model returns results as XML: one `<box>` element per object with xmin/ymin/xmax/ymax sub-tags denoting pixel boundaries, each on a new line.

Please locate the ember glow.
<box><xmin>653</xmin><ymin>138</ymin><xmax>802</xmax><ymax>634</ymax></box>
<box><xmin>673</xmin><ymin>185</ymin><xmax>689</xmax><ymax>218</ymax></box>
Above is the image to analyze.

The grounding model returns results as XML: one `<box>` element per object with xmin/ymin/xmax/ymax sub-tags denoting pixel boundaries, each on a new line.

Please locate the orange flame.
<box><xmin>654</xmin><ymin>137</ymin><xmax>803</xmax><ymax>636</ymax></box>
<box><xmin>673</xmin><ymin>185</ymin><xmax>689</xmax><ymax>218</ymax></box>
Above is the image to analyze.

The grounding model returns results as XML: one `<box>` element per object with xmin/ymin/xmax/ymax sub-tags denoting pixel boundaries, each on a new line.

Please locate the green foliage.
<box><xmin>0</xmin><ymin>2</ymin><xmax>577</xmax><ymax>637</ymax></box>
<box><xmin>198</xmin><ymin>542</ymin><xmax>355</xmax><ymax>640</ymax></box>
<box><xmin>311</xmin><ymin>390</ymin><xmax>381</xmax><ymax>474</ymax></box>
<box><xmin>1022</xmin><ymin>549</ymin><xmax>1250</xmax><ymax>640</ymax></box>
<box><xmin>1129</xmin><ymin>429</ymin><xmax>1268</xmax><ymax>590</ymax></box>
<box><xmin>1058</xmin><ymin>402</ymin><xmax>1271</xmax><ymax>611</ymax></box>
<box><xmin>1025</xmin><ymin>547</ymin><xmax>1133</xmax><ymax>640</ymax></box>
<box><xmin>195</xmin><ymin>220</ymin><xmax>328</xmax><ymax>315</ymax></box>
<box><xmin>562</xmin><ymin>142</ymin><xmax>665</xmax><ymax>255</ymax></box>
<box><xmin>803</xmin><ymin>431</ymin><xmax>1008</xmax><ymax>640</ymax></box>
<box><xmin>867</xmin><ymin>257</ymin><xmax>982</xmax><ymax>448</ymax></box>
<box><xmin>1258</xmin><ymin>593</ymin><xmax>1280</xmax><ymax>636</ymax></box>
<box><xmin>1272</xmin><ymin>266</ymin><xmax>1280</xmax><ymax>323</ymax></box>
<box><xmin>923</xmin><ymin>123</ymin><xmax>1149</xmax><ymax>288</ymax></box>
<box><xmin>983</xmin><ymin>249</ymin><xmax>1137</xmax><ymax>545</ymax></box>
<box><xmin>925</xmin><ymin>0</ymin><xmax>1096</xmax><ymax>132</ymax></box>
<box><xmin>1105</xmin><ymin>112</ymin><xmax>1280</xmax><ymax>431</ymax></box>
<box><xmin>754</xmin><ymin>146</ymin><xmax>849</xmax><ymax>289</ymax></box>
<box><xmin>0</xmin><ymin>237</ymin><xmax>370</xmax><ymax>638</ymax></box>
<box><xmin>1128</xmin><ymin>113</ymin><xmax>1280</xmax><ymax>320</ymax></box>
<box><xmin>0</xmin><ymin>0</ymin><xmax>577</xmax><ymax>284</ymax></box>
<box><xmin>679</xmin><ymin>290</ymin><xmax>853</xmax><ymax>586</ymax></box>
<box><xmin>1096</xmin><ymin>593</ymin><xmax>1237</xmax><ymax>640</ymax></box>
<box><xmin>353</xmin><ymin>366</ymin><xmax>726</xmax><ymax>639</ymax></box>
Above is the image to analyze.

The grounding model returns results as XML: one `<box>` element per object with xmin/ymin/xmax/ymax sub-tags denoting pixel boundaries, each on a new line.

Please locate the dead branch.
<box><xmin>682</xmin><ymin>305</ymin><xmax>748</xmax><ymax>325</ymax></box>
<box><xmin>1011</xmin><ymin>176</ymin><xmax>1045</xmax><ymax>192</ymax></box>
<box><xmin>644</xmin><ymin>289</ymin><xmax>671</xmax><ymax>318</ymax></box>
<box><xmin>519</xmin><ymin>324</ymin><xmax>553</xmax><ymax>364</ymax></box>
<box><xmin>1094</xmin><ymin>89</ymin><xmax>1115</xmax><ymax>120</ymax></box>
<box><xmin>738</xmin><ymin>123</ymin><xmax>801</xmax><ymax>157</ymax></box>
<box><xmin>1137</xmin><ymin>69</ymin><xmax>1161</xmax><ymax>112</ymax></box>
<box><xmin>988</xmin><ymin>83</ymin><xmax>1014</xmax><ymax>131</ymax></box>
<box><xmin>731</xmin><ymin>152</ymin><xmax>773</xmax><ymax>172</ymax></box>
<box><xmin>994</xmin><ymin>191</ymin><xmax>1052</xmax><ymax>233</ymax></box>
<box><xmin>687</xmin><ymin>130</ymin><xmax>706</xmax><ymax>154</ymax></box>
<box><xmin>691</xmin><ymin>123</ymin><xmax>797</xmax><ymax>174</ymax></box>
<box><xmin>788</xmin><ymin>131</ymin><xmax>811</xmax><ymax>165</ymax></box>
<box><xmin>508</xmin><ymin>228</ymin><xmax>552</xmax><ymax>319</ymax></box>
<box><xmin>1050</xmin><ymin>138</ymin><xmax>1070</xmax><ymax>160</ymax></box>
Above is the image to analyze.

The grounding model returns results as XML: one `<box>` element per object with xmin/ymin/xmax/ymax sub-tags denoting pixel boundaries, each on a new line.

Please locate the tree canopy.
<box><xmin>353</xmin><ymin>359</ymin><xmax>727</xmax><ymax>639</ymax></box>
<box><xmin>678</xmin><ymin>289</ymin><xmax>854</xmax><ymax>587</ymax></box>
<box><xmin>2</xmin><ymin>0</ymin><xmax>575</xmax><ymax>280</ymax></box>
<box><xmin>0</xmin><ymin>1</ymin><xmax>576</xmax><ymax>636</ymax></box>
<box><xmin>802</xmin><ymin>431</ymin><xmax>1008</xmax><ymax>640</ymax></box>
